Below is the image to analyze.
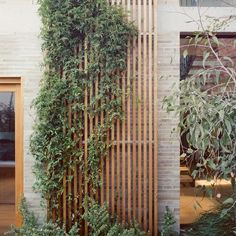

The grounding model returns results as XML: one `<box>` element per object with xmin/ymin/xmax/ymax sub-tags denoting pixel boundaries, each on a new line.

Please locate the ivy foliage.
<box><xmin>31</xmin><ymin>0</ymin><xmax>137</xmax><ymax>207</ymax></box>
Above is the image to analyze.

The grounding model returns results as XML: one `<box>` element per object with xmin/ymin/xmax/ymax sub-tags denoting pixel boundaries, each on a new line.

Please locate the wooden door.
<box><xmin>0</xmin><ymin>77</ymin><xmax>23</xmax><ymax>227</ymax></box>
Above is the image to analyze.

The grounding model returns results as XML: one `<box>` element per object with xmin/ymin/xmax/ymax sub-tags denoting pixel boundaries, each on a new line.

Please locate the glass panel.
<box><xmin>0</xmin><ymin>91</ymin><xmax>15</xmax><ymax>235</ymax></box>
<box><xmin>0</xmin><ymin>92</ymin><xmax>15</xmax><ymax>163</ymax></box>
<box><xmin>180</xmin><ymin>0</ymin><xmax>236</xmax><ymax>7</ymax></box>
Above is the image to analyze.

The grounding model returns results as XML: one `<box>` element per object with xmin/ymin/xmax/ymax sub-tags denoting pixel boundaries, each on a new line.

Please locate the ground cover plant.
<box><xmin>9</xmin><ymin>198</ymin><xmax>145</xmax><ymax>236</ymax></box>
<box><xmin>181</xmin><ymin>205</ymin><xmax>236</xmax><ymax>236</ymax></box>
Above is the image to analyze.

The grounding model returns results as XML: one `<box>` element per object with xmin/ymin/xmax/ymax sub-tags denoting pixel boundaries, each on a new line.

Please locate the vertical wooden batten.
<box><xmin>132</xmin><ymin>0</ymin><xmax>137</xmax><ymax>221</ymax></box>
<box><xmin>127</xmin><ymin>0</ymin><xmax>132</xmax><ymax>222</ymax></box>
<box><xmin>137</xmin><ymin>0</ymin><xmax>142</xmax><ymax>225</ymax></box>
<box><xmin>148</xmin><ymin>0</ymin><xmax>153</xmax><ymax>233</ymax></box>
<box><xmin>154</xmin><ymin>0</ymin><xmax>158</xmax><ymax>235</ymax></box>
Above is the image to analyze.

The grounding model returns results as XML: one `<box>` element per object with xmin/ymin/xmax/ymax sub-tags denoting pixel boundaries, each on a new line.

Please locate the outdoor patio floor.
<box><xmin>180</xmin><ymin>179</ymin><xmax>232</xmax><ymax>225</ymax></box>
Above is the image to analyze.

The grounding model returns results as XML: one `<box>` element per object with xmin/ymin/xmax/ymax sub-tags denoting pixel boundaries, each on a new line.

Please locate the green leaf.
<box><xmin>220</xmin><ymin>208</ymin><xmax>229</xmax><ymax>218</ymax></box>
<box><xmin>203</xmin><ymin>52</ymin><xmax>210</xmax><ymax>68</ymax></box>
<box><xmin>223</xmin><ymin>56</ymin><xmax>234</xmax><ymax>66</ymax></box>
<box><xmin>187</xmin><ymin>148</ymin><xmax>193</xmax><ymax>154</ymax></box>
<box><xmin>219</xmin><ymin>110</ymin><xmax>224</xmax><ymax>121</ymax></box>
<box><xmin>223</xmin><ymin>197</ymin><xmax>234</xmax><ymax>205</ymax></box>
<box><xmin>205</xmin><ymin>187</ymin><xmax>213</xmax><ymax>198</ymax></box>
<box><xmin>192</xmin><ymin>170</ymin><xmax>198</xmax><ymax>179</ymax></box>
<box><xmin>208</xmin><ymin>160</ymin><xmax>216</xmax><ymax>170</ymax></box>
<box><xmin>194</xmin><ymin>125</ymin><xmax>201</xmax><ymax>143</ymax></box>
<box><xmin>196</xmin><ymin>163</ymin><xmax>202</xmax><ymax>168</ymax></box>
<box><xmin>212</xmin><ymin>36</ymin><xmax>219</xmax><ymax>46</ymax></box>
<box><xmin>183</xmin><ymin>49</ymin><xmax>188</xmax><ymax>58</ymax></box>
<box><xmin>180</xmin><ymin>153</ymin><xmax>187</xmax><ymax>159</ymax></box>
<box><xmin>225</xmin><ymin>119</ymin><xmax>232</xmax><ymax>134</ymax></box>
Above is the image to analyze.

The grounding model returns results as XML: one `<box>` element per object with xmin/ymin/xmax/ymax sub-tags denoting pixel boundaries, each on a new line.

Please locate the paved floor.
<box><xmin>0</xmin><ymin>173</ymin><xmax>233</xmax><ymax>232</ymax></box>
<box><xmin>180</xmin><ymin>179</ymin><xmax>232</xmax><ymax>225</ymax></box>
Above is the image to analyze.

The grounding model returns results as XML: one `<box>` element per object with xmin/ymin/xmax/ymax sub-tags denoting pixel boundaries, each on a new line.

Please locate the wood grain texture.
<box><xmin>148</xmin><ymin>0</ymin><xmax>153</xmax><ymax>233</ymax></box>
<box><xmin>132</xmin><ymin>1</ymin><xmax>137</xmax><ymax>221</ymax></box>
<box><xmin>137</xmin><ymin>0</ymin><xmax>142</xmax><ymax>225</ymax></box>
<box><xmin>154</xmin><ymin>1</ymin><xmax>158</xmax><ymax>235</ymax></box>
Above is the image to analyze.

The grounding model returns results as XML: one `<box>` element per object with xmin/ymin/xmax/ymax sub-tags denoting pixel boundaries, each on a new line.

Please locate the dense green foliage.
<box><xmin>83</xmin><ymin>199</ymin><xmax>146</xmax><ymax>236</ymax></box>
<box><xmin>31</xmin><ymin>0</ymin><xmax>137</xmax><ymax>208</ymax></box>
<box><xmin>8</xmin><ymin>198</ymin><xmax>79</xmax><ymax>236</ymax></box>
<box><xmin>161</xmin><ymin>206</ymin><xmax>176</xmax><ymax>236</ymax></box>
<box><xmin>9</xmin><ymin>198</ymin><xmax>145</xmax><ymax>236</ymax></box>
<box><xmin>181</xmin><ymin>206</ymin><xmax>236</xmax><ymax>236</ymax></box>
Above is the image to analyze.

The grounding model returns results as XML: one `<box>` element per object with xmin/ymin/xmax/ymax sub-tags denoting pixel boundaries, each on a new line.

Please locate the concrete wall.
<box><xmin>0</xmin><ymin>0</ymin><xmax>43</xmax><ymax>218</ymax></box>
<box><xmin>157</xmin><ymin>0</ymin><xmax>236</xmax><ymax>231</ymax></box>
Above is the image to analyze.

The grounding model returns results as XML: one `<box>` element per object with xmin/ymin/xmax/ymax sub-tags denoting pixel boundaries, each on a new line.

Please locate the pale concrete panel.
<box><xmin>0</xmin><ymin>0</ymin><xmax>43</xmax><ymax>219</ymax></box>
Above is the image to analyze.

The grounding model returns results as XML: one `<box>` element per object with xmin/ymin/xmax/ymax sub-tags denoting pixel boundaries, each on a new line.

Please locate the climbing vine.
<box><xmin>30</xmin><ymin>0</ymin><xmax>137</xmax><ymax>223</ymax></box>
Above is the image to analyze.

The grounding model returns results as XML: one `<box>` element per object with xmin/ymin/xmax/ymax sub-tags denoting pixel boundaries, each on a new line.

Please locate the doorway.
<box><xmin>179</xmin><ymin>34</ymin><xmax>236</xmax><ymax>227</ymax></box>
<box><xmin>0</xmin><ymin>77</ymin><xmax>23</xmax><ymax>234</ymax></box>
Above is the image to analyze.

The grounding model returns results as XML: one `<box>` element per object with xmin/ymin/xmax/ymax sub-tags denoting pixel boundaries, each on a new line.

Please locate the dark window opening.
<box><xmin>180</xmin><ymin>32</ymin><xmax>236</xmax><ymax>227</ymax></box>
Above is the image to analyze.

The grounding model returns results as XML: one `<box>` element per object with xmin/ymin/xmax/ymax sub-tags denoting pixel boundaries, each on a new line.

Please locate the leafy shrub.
<box><xmin>83</xmin><ymin>199</ymin><xmax>146</xmax><ymax>236</ymax></box>
<box><xmin>161</xmin><ymin>206</ymin><xmax>176</xmax><ymax>236</ymax></box>
<box><xmin>83</xmin><ymin>200</ymin><xmax>110</xmax><ymax>235</ymax></box>
<box><xmin>9</xmin><ymin>198</ymin><xmax>145</xmax><ymax>236</ymax></box>
<box><xmin>8</xmin><ymin>198</ymin><xmax>79</xmax><ymax>236</ymax></box>
<box><xmin>181</xmin><ymin>205</ymin><xmax>236</xmax><ymax>236</ymax></box>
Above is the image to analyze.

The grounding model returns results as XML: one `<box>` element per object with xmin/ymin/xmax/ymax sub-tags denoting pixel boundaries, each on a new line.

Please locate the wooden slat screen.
<box><xmin>105</xmin><ymin>0</ymin><xmax>158</xmax><ymax>234</ymax></box>
<box><xmin>53</xmin><ymin>1</ymin><xmax>158</xmax><ymax>235</ymax></box>
<box><xmin>104</xmin><ymin>1</ymin><xmax>158</xmax><ymax>235</ymax></box>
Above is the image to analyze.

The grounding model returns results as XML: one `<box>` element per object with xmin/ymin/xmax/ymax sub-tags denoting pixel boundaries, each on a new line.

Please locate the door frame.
<box><xmin>0</xmin><ymin>77</ymin><xmax>23</xmax><ymax>226</ymax></box>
